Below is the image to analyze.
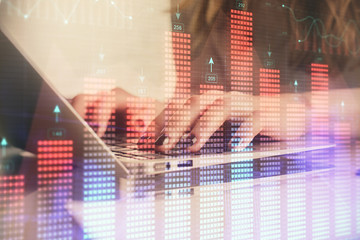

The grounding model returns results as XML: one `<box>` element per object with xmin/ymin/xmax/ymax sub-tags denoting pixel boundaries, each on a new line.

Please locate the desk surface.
<box><xmin>4</xmin><ymin>143</ymin><xmax>356</xmax><ymax>240</ymax></box>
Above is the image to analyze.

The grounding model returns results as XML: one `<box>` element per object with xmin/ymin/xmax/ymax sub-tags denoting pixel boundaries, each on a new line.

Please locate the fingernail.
<box><xmin>155</xmin><ymin>134</ymin><xmax>169</xmax><ymax>146</ymax></box>
<box><xmin>140</xmin><ymin>135</ymin><xmax>148</xmax><ymax>140</ymax></box>
<box><xmin>188</xmin><ymin>134</ymin><xmax>197</xmax><ymax>146</ymax></box>
<box><xmin>138</xmin><ymin>134</ymin><xmax>151</xmax><ymax>145</ymax></box>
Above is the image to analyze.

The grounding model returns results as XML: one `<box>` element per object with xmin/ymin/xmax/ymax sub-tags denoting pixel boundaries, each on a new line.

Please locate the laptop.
<box><xmin>0</xmin><ymin>24</ymin><xmax>334</xmax><ymax>179</ymax></box>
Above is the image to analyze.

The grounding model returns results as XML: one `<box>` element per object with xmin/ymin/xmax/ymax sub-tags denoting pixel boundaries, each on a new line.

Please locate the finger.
<box><xmin>156</xmin><ymin>90</ymin><xmax>225</xmax><ymax>152</ymax></box>
<box><xmin>188</xmin><ymin>91</ymin><xmax>255</xmax><ymax>152</ymax></box>
<box><xmin>94</xmin><ymin>93</ymin><xmax>114</xmax><ymax>138</ymax></box>
<box><xmin>187</xmin><ymin>98</ymin><xmax>228</xmax><ymax>152</ymax></box>
<box><xmin>71</xmin><ymin>94</ymin><xmax>88</xmax><ymax>119</ymax></box>
<box><xmin>127</xmin><ymin>105</ymin><xmax>155</xmax><ymax>146</ymax></box>
<box><xmin>230</xmin><ymin>112</ymin><xmax>261</xmax><ymax>152</ymax></box>
<box><xmin>132</xmin><ymin>107</ymin><xmax>156</xmax><ymax>143</ymax></box>
<box><xmin>72</xmin><ymin>93</ymin><xmax>112</xmax><ymax>137</ymax></box>
<box><xmin>126</xmin><ymin>98</ymin><xmax>159</xmax><ymax>147</ymax></box>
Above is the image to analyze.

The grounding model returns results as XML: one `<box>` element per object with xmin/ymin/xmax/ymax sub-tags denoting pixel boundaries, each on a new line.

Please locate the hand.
<box><xmin>155</xmin><ymin>90</ymin><xmax>264</xmax><ymax>153</ymax></box>
<box><xmin>71</xmin><ymin>88</ymin><xmax>162</xmax><ymax>138</ymax></box>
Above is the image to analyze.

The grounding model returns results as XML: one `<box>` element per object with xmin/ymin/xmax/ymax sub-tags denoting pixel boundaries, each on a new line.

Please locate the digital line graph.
<box><xmin>282</xmin><ymin>4</ymin><xmax>360</xmax><ymax>55</ymax></box>
<box><xmin>0</xmin><ymin>0</ymin><xmax>133</xmax><ymax>27</ymax></box>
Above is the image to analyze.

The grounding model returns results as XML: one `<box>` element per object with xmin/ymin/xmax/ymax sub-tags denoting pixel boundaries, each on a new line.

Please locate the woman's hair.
<box><xmin>289</xmin><ymin>0</ymin><xmax>360</xmax><ymax>55</ymax></box>
<box><xmin>174</xmin><ymin>0</ymin><xmax>226</xmax><ymax>57</ymax></box>
<box><xmin>174</xmin><ymin>0</ymin><xmax>359</xmax><ymax>59</ymax></box>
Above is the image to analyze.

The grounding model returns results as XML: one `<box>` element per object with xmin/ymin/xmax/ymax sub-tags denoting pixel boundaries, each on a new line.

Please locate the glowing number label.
<box><xmin>236</xmin><ymin>0</ymin><xmax>247</xmax><ymax>10</ymax></box>
<box><xmin>264</xmin><ymin>58</ymin><xmax>275</xmax><ymax>68</ymax></box>
<box><xmin>138</xmin><ymin>88</ymin><xmax>147</xmax><ymax>96</ymax></box>
<box><xmin>47</xmin><ymin>128</ymin><xmax>66</xmax><ymax>139</ymax></box>
<box><xmin>173</xmin><ymin>23</ymin><xmax>184</xmax><ymax>32</ymax></box>
<box><xmin>206</xmin><ymin>74</ymin><xmax>218</xmax><ymax>83</ymax></box>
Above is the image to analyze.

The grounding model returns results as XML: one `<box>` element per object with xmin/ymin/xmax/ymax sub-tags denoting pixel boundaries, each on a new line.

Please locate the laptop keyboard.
<box><xmin>105</xmin><ymin>139</ymin><xmax>218</xmax><ymax>161</ymax></box>
<box><xmin>107</xmin><ymin>142</ymin><xmax>163</xmax><ymax>160</ymax></box>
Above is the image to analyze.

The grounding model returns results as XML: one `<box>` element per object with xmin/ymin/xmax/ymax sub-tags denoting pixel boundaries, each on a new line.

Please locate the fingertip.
<box><xmin>188</xmin><ymin>141</ymin><xmax>203</xmax><ymax>153</ymax></box>
<box><xmin>97</xmin><ymin>126</ymin><xmax>106</xmax><ymax>138</ymax></box>
<box><xmin>155</xmin><ymin>145</ymin><xmax>165</xmax><ymax>153</ymax></box>
<box><xmin>156</xmin><ymin>143</ymin><xmax>173</xmax><ymax>153</ymax></box>
<box><xmin>155</xmin><ymin>134</ymin><xmax>174</xmax><ymax>152</ymax></box>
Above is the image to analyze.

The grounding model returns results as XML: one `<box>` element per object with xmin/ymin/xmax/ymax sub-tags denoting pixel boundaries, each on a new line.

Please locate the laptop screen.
<box><xmin>0</xmin><ymin>30</ymin><xmax>42</xmax><ymax>150</ymax></box>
